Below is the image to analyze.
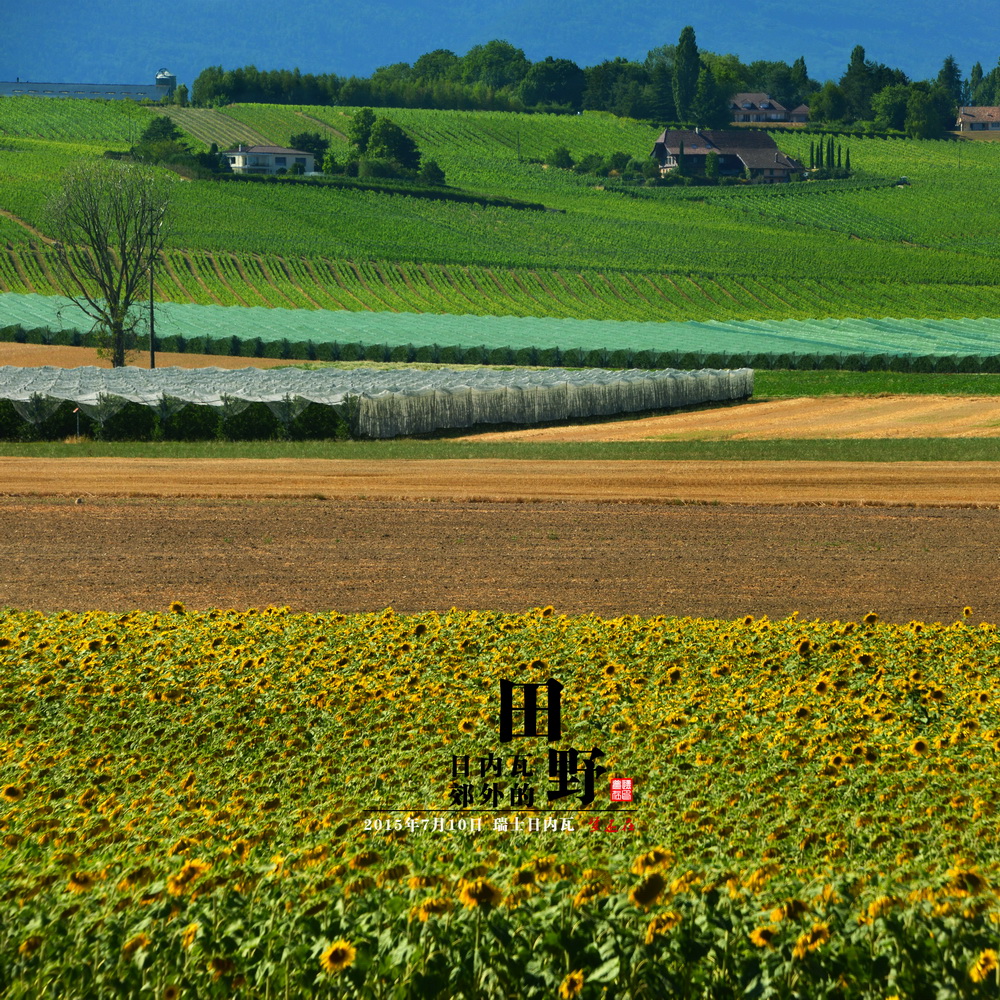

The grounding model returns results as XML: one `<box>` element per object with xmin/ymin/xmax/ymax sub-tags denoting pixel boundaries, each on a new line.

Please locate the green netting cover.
<box><xmin>0</xmin><ymin>365</ymin><xmax>753</xmax><ymax>438</ymax></box>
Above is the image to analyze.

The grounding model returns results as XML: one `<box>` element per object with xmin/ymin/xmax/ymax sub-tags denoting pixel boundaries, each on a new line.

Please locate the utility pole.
<box><xmin>149</xmin><ymin>217</ymin><xmax>159</xmax><ymax>369</ymax></box>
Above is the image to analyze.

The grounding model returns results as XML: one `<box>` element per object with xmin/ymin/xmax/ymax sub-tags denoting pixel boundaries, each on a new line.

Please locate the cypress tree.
<box><xmin>837</xmin><ymin>143</ymin><xmax>842</xmax><ymax>168</ymax></box>
<box><xmin>672</xmin><ymin>26</ymin><xmax>700</xmax><ymax>122</ymax></box>
<box><xmin>845</xmin><ymin>147</ymin><xmax>851</xmax><ymax>172</ymax></box>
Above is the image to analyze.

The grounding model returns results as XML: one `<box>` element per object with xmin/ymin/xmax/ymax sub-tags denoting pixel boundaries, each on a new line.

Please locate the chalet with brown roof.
<box><xmin>730</xmin><ymin>93</ymin><xmax>809</xmax><ymax>124</ymax></box>
<box><xmin>956</xmin><ymin>107</ymin><xmax>1000</xmax><ymax>132</ymax></box>
<box><xmin>650</xmin><ymin>129</ymin><xmax>804</xmax><ymax>183</ymax></box>
<box><xmin>222</xmin><ymin>144</ymin><xmax>315</xmax><ymax>175</ymax></box>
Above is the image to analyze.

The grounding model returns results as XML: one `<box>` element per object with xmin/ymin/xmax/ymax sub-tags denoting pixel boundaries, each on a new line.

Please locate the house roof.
<box><xmin>729</xmin><ymin>92</ymin><xmax>788</xmax><ymax>112</ymax></box>
<box><xmin>789</xmin><ymin>105</ymin><xmax>810</xmax><ymax>115</ymax></box>
<box><xmin>222</xmin><ymin>145</ymin><xmax>313</xmax><ymax>156</ymax></box>
<box><xmin>958</xmin><ymin>106</ymin><xmax>1000</xmax><ymax>122</ymax></box>
<box><xmin>734</xmin><ymin>149</ymin><xmax>803</xmax><ymax>170</ymax></box>
<box><xmin>652</xmin><ymin>128</ymin><xmax>782</xmax><ymax>156</ymax></box>
<box><xmin>651</xmin><ymin>128</ymin><xmax>803</xmax><ymax>172</ymax></box>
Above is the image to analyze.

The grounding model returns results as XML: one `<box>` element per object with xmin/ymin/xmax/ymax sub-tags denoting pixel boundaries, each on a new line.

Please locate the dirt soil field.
<box><xmin>459</xmin><ymin>396</ymin><xmax>1000</xmax><ymax>440</ymax></box>
<box><xmin>2</xmin><ymin>461</ymin><xmax>999</xmax><ymax>621</ymax></box>
<box><xmin>4</xmin><ymin>343</ymin><xmax>999</xmax><ymax>621</ymax></box>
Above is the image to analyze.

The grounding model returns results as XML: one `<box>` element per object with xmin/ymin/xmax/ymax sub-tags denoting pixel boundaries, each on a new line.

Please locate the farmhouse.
<box><xmin>651</xmin><ymin>129</ymin><xmax>804</xmax><ymax>183</ymax></box>
<box><xmin>730</xmin><ymin>93</ymin><xmax>809</xmax><ymax>124</ymax></box>
<box><xmin>0</xmin><ymin>69</ymin><xmax>176</xmax><ymax>101</ymax></box>
<box><xmin>222</xmin><ymin>145</ymin><xmax>316</xmax><ymax>175</ymax></box>
<box><xmin>956</xmin><ymin>107</ymin><xmax>1000</xmax><ymax>131</ymax></box>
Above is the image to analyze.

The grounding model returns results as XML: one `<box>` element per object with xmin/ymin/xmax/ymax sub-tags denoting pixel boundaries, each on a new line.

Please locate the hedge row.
<box><xmin>0</xmin><ymin>398</ymin><xmax>349</xmax><ymax>442</ymax></box>
<box><xmin>5</xmin><ymin>323</ymin><xmax>1000</xmax><ymax>373</ymax></box>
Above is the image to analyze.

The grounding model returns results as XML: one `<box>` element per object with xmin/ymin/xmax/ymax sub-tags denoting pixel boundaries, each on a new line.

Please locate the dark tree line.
<box><xmin>189</xmin><ymin>34</ymin><xmax>997</xmax><ymax>138</ymax></box>
<box><xmin>190</xmin><ymin>33</ymin><xmax>818</xmax><ymax>122</ymax></box>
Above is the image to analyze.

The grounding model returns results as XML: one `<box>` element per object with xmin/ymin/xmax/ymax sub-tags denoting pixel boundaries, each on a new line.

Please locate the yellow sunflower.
<box><xmin>458</xmin><ymin>878</ymin><xmax>503</xmax><ymax>909</ymax></box>
<box><xmin>319</xmin><ymin>939</ymin><xmax>356</xmax><ymax>975</ymax></box>
<box><xmin>558</xmin><ymin>970</ymin><xmax>585</xmax><ymax>999</ymax></box>
<box><xmin>749</xmin><ymin>926</ymin><xmax>778</xmax><ymax>949</ymax></box>
<box><xmin>971</xmin><ymin>949</ymin><xmax>999</xmax><ymax>983</ymax></box>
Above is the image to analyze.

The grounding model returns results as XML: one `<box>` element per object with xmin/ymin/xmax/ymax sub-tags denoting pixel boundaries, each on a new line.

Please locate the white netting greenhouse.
<box><xmin>0</xmin><ymin>366</ymin><xmax>753</xmax><ymax>438</ymax></box>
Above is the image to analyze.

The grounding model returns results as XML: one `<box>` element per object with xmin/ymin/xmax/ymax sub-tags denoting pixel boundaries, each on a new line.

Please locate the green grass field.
<box><xmin>0</xmin><ymin>99</ymin><xmax>999</xmax><ymax>341</ymax></box>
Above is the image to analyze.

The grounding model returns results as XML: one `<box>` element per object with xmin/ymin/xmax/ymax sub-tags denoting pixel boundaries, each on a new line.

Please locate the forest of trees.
<box><xmin>186</xmin><ymin>30</ymin><xmax>1000</xmax><ymax>139</ymax></box>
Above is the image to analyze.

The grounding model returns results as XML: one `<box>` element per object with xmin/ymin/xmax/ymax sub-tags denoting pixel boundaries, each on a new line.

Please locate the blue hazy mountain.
<box><xmin>2</xmin><ymin>0</ymin><xmax>994</xmax><ymax>93</ymax></box>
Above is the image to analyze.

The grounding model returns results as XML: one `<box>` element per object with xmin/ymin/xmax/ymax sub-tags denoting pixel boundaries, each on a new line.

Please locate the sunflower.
<box><xmin>181</xmin><ymin>923</ymin><xmax>199</xmax><ymax>950</ymax></box>
<box><xmin>411</xmin><ymin>896</ymin><xmax>453</xmax><ymax>922</ymax></box>
<box><xmin>632</xmin><ymin>847</ymin><xmax>673</xmax><ymax>874</ymax></box>
<box><xmin>558</xmin><ymin>970</ymin><xmax>585</xmax><ymax>999</ymax></box>
<box><xmin>970</xmin><ymin>949</ymin><xmax>999</xmax><ymax>984</ymax></box>
<box><xmin>771</xmin><ymin>898</ymin><xmax>809</xmax><ymax>922</ymax></box>
<box><xmin>348</xmin><ymin>850</ymin><xmax>382</xmax><ymax>870</ymax></box>
<box><xmin>67</xmin><ymin>871</ymin><xmax>95</xmax><ymax>893</ymax></box>
<box><xmin>949</xmin><ymin>868</ymin><xmax>988</xmax><ymax>896</ymax></box>
<box><xmin>18</xmin><ymin>936</ymin><xmax>43</xmax><ymax>957</ymax></box>
<box><xmin>122</xmin><ymin>933</ymin><xmax>151</xmax><ymax>958</ymax></box>
<box><xmin>910</xmin><ymin>738</ymin><xmax>930</xmax><ymax>755</ymax></box>
<box><xmin>645</xmin><ymin>911</ymin><xmax>682</xmax><ymax>944</ymax></box>
<box><xmin>792</xmin><ymin>922</ymin><xmax>830</xmax><ymax>960</ymax></box>
<box><xmin>749</xmin><ymin>926</ymin><xmax>778</xmax><ymax>949</ymax></box>
<box><xmin>319</xmin><ymin>939</ymin><xmax>356</xmax><ymax>975</ymax></box>
<box><xmin>162</xmin><ymin>986</ymin><xmax>181</xmax><ymax>1000</ymax></box>
<box><xmin>458</xmin><ymin>718</ymin><xmax>476</xmax><ymax>734</ymax></box>
<box><xmin>2</xmin><ymin>784</ymin><xmax>23</xmax><ymax>802</ymax></box>
<box><xmin>629</xmin><ymin>872</ymin><xmax>666</xmax><ymax>910</ymax></box>
<box><xmin>458</xmin><ymin>878</ymin><xmax>503</xmax><ymax>909</ymax></box>
<box><xmin>169</xmin><ymin>601</ymin><xmax>186</xmax><ymax>614</ymax></box>
<box><xmin>859</xmin><ymin>896</ymin><xmax>898</xmax><ymax>923</ymax></box>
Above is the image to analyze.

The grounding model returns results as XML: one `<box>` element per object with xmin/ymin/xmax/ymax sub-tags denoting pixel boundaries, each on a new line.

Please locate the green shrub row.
<box><xmin>210</xmin><ymin>172</ymin><xmax>549</xmax><ymax>212</ymax></box>
<box><xmin>0</xmin><ymin>398</ymin><xmax>350</xmax><ymax>442</ymax></box>
<box><xmin>5</xmin><ymin>323</ymin><xmax>1000</xmax><ymax>373</ymax></box>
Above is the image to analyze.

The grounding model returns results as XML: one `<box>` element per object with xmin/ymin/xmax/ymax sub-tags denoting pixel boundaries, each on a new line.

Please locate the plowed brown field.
<box><xmin>3</xmin><ymin>344</ymin><xmax>999</xmax><ymax>620</ymax></box>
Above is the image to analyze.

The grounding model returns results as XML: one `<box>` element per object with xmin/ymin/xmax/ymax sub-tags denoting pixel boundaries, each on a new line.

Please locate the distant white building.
<box><xmin>222</xmin><ymin>144</ymin><xmax>315</xmax><ymax>175</ymax></box>
<box><xmin>0</xmin><ymin>69</ymin><xmax>176</xmax><ymax>101</ymax></box>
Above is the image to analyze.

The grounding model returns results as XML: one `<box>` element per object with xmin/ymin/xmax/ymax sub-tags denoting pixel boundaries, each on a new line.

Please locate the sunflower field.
<box><xmin>3</xmin><ymin>606</ymin><xmax>1000</xmax><ymax>998</ymax></box>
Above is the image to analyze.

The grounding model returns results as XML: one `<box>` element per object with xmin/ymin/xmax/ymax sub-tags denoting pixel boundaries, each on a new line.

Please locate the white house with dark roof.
<box><xmin>222</xmin><ymin>145</ymin><xmax>315</xmax><ymax>175</ymax></box>
<box><xmin>956</xmin><ymin>107</ymin><xmax>1000</xmax><ymax>131</ymax></box>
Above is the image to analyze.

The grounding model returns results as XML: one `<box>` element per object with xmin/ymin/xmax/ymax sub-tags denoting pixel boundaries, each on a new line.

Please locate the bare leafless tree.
<box><xmin>47</xmin><ymin>161</ymin><xmax>170</xmax><ymax>367</ymax></box>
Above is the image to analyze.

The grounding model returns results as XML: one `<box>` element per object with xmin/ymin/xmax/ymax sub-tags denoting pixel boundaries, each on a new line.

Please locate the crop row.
<box><xmin>0</xmin><ymin>96</ymin><xmax>154</xmax><ymax>143</ymax></box>
<box><xmin>157</xmin><ymin>108</ymin><xmax>269</xmax><ymax>150</ymax></box>
<box><xmin>7</xmin><ymin>247</ymin><xmax>1000</xmax><ymax>328</ymax></box>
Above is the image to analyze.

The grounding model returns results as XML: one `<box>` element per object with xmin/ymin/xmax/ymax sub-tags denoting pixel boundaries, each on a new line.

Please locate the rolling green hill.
<box><xmin>1</xmin><ymin>98</ymin><xmax>998</xmax><ymax>352</ymax></box>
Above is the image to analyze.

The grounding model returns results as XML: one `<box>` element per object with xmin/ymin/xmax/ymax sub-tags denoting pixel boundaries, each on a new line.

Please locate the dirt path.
<box><xmin>2</xmin><ymin>457</ymin><xmax>1000</xmax><ymax>505</ymax></box>
<box><xmin>0</xmin><ymin>343</ymin><xmax>296</xmax><ymax>369</ymax></box>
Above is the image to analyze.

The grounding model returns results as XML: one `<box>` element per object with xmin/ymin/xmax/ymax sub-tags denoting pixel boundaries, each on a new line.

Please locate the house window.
<box><xmin>295</xmin><ymin>158</ymin><xmax>306</xmax><ymax>166</ymax></box>
<box><xmin>275</xmin><ymin>157</ymin><xmax>286</xmax><ymax>166</ymax></box>
<box><xmin>990</xmin><ymin>122</ymin><xmax>1000</xmax><ymax>129</ymax></box>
